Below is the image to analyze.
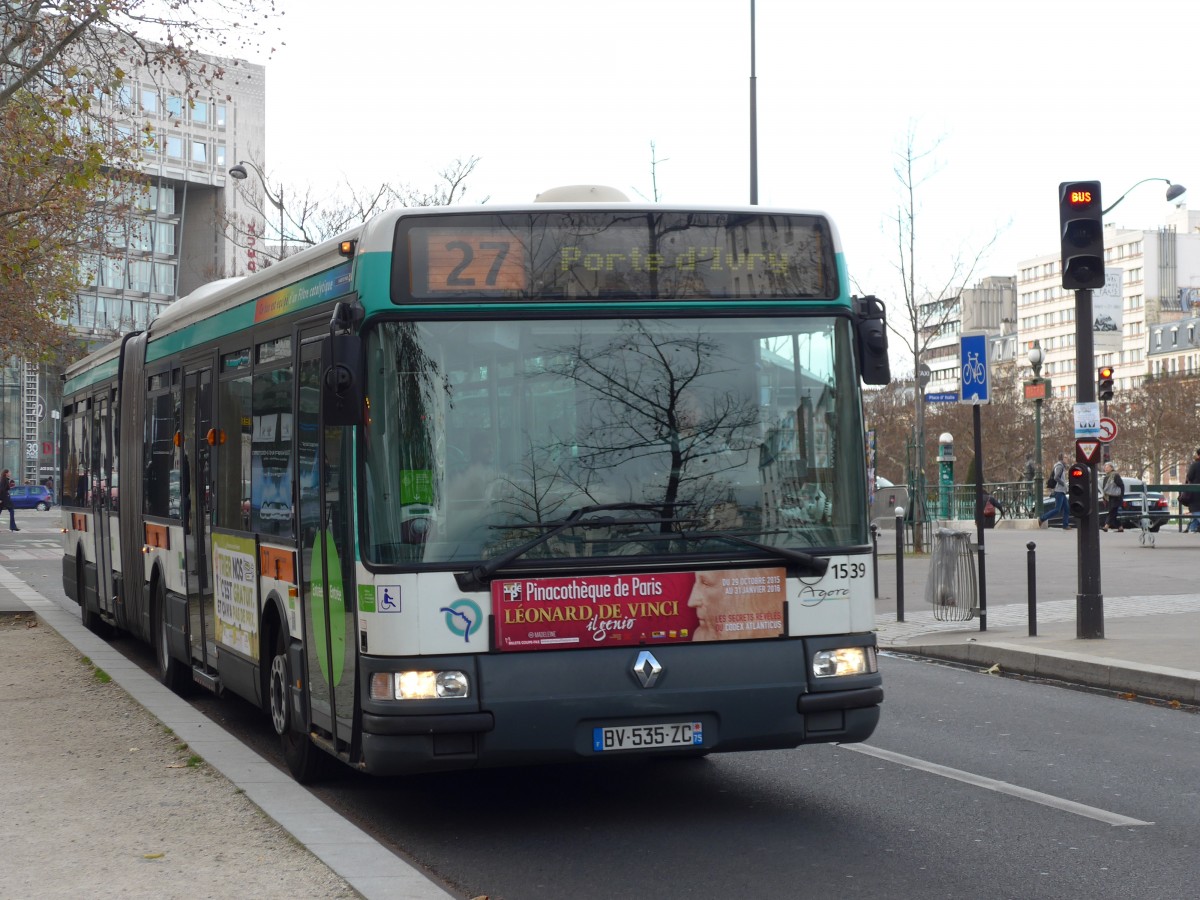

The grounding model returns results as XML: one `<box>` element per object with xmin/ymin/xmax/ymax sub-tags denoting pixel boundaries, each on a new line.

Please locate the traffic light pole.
<box><xmin>1074</xmin><ymin>288</ymin><xmax>1104</xmax><ymax>638</ymax></box>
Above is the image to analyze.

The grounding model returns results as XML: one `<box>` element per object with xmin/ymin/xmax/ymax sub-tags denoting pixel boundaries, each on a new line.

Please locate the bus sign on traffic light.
<box><xmin>1068</xmin><ymin>463</ymin><xmax>1091</xmax><ymax>518</ymax></box>
<box><xmin>1059</xmin><ymin>181</ymin><xmax>1105</xmax><ymax>291</ymax></box>
<box><xmin>1097</xmin><ymin>365</ymin><xmax>1114</xmax><ymax>401</ymax></box>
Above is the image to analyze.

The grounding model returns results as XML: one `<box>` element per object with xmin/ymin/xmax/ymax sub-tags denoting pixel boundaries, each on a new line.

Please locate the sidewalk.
<box><xmin>876</xmin><ymin>596</ymin><xmax>1200</xmax><ymax>705</ymax></box>
<box><xmin>873</xmin><ymin>522</ymin><xmax>1200</xmax><ymax>705</ymax></box>
<box><xmin>2</xmin><ymin>517</ymin><xmax>1196</xmax><ymax>896</ymax></box>
<box><xmin>0</xmin><ymin>539</ymin><xmax>455</xmax><ymax>900</ymax></box>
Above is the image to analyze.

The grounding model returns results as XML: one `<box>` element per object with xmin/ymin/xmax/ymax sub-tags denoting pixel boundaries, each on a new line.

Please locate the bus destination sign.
<box><xmin>398</xmin><ymin>212</ymin><xmax>837</xmax><ymax>302</ymax></box>
<box><xmin>423</xmin><ymin>230</ymin><xmax>528</xmax><ymax>293</ymax></box>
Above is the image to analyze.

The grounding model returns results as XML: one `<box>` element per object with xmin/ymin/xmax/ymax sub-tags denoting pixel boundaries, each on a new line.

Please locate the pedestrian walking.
<box><xmin>1039</xmin><ymin>452</ymin><xmax>1070</xmax><ymax>529</ymax></box>
<box><xmin>0</xmin><ymin>468</ymin><xmax>18</xmax><ymax>532</ymax></box>
<box><xmin>1101</xmin><ymin>461</ymin><xmax>1125</xmax><ymax>532</ymax></box>
<box><xmin>1185</xmin><ymin>448</ymin><xmax>1200</xmax><ymax>533</ymax></box>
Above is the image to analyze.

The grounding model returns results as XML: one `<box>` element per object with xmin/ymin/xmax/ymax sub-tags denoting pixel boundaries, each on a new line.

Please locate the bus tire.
<box><xmin>78</xmin><ymin>554</ymin><xmax>111</xmax><ymax>637</ymax></box>
<box><xmin>152</xmin><ymin>578</ymin><xmax>191</xmax><ymax>694</ymax></box>
<box><xmin>269</xmin><ymin>627</ymin><xmax>325</xmax><ymax>783</ymax></box>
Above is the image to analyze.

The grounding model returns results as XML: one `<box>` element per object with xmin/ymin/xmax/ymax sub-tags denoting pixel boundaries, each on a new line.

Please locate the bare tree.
<box><xmin>630</xmin><ymin>141</ymin><xmax>668</xmax><ymax>203</ymax></box>
<box><xmin>886</xmin><ymin>125</ymin><xmax>1003</xmax><ymax>548</ymax></box>
<box><xmin>1112</xmin><ymin>373</ymin><xmax>1200</xmax><ymax>481</ymax></box>
<box><xmin>1</xmin><ymin>0</ymin><xmax>276</xmax><ymax>112</ymax></box>
<box><xmin>1</xmin><ymin>0</ymin><xmax>278</xmax><ymax>357</ymax></box>
<box><xmin>224</xmin><ymin>157</ymin><xmax>486</xmax><ymax>264</ymax></box>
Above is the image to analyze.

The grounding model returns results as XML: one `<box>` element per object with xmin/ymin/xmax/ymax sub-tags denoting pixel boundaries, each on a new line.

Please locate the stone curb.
<box><xmin>901</xmin><ymin>640</ymin><xmax>1200</xmax><ymax>705</ymax></box>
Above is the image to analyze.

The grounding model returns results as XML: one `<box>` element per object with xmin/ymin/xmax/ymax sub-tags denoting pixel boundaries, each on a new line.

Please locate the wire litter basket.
<box><xmin>926</xmin><ymin>528</ymin><xmax>977</xmax><ymax>622</ymax></box>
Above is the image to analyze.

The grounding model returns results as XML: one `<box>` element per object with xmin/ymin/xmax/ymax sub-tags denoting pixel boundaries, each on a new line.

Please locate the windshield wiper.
<box><xmin>454</xmin><ymin>503</ymin><xmax>663</xmax><ymax>591</ymax></box>
<box><xmin>677</xmin><ymin>530</ymin><xmax>829</xmax><ymax>577</ymax></box>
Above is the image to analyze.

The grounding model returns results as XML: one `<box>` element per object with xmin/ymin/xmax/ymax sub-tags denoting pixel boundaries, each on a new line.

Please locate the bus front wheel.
<box><xmin>269</xmin><ymin>628</ymin><xmax>325</xmax><ymax>783</ymax></box>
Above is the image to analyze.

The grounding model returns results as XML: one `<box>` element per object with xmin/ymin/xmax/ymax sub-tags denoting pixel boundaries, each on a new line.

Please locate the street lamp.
<box><xmin>228</xmin><ymin>160</ymin><xmax>285</xmax><ymax>260</ymax></box>
<box><xmin>1027</xmin><ymin>341</ymin><xmax>1046</xmax><ymax>517</ymax></box>
<box><xmin>1101</xmin><ymin>178</ymin><xmax>1186</xmax><ymax>216</ymax></box>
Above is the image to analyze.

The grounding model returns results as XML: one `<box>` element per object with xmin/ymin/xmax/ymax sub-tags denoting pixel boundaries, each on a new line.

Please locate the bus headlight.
<box><xmin>370</xmin><ymin>670</ymin><xmax>470</xmax><ymax>701</ymax></box>
<box><xmin>812</xmin><ymin>647</ymin><xmax>877</xmax><ymax>678</ymax></box>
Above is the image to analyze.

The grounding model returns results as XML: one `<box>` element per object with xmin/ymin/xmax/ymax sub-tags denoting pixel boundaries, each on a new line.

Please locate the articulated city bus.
<box><xmin>61</xmin><ymin>189</ymin><xmax>891</xmax><ymax>781</ymax></box>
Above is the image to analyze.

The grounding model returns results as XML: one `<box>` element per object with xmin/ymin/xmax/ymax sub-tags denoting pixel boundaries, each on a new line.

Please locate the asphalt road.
<box><xmin>7</xmin><ymin>515</ymin><xmax>1200</xmax><ymax>899</ymax></box>
<box><xmin>267</xmin><ymin>655</ymin><xmax>1200</xmax><ymax>899</ymax></box>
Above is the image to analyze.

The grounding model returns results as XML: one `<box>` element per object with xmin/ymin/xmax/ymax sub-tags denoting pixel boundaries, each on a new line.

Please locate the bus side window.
<box><xmin>217</xmin><ymin>374</ymin><xmax>252</xmax><ymax>531</ymax></box>
<box><xmin>251</xmin><ymin>362</ymin><xmax>294</xmax><ymax>538</ymax></box>
<box><xmin>144</xmin><ymin>388</ymin><xmax>176</xmax><ymax>517</ymax></box>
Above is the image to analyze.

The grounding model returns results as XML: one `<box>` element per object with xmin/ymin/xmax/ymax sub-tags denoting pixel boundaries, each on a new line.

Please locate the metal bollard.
<box><xmin>870</xmin><ymin>523</ymin><xmax>879</xmax><ymax>598</ymax></box>
<box><xmin>894</xmin><ymin>507</ymin><xmax>905</xmax><ymax>623</ymax></box>
<box><xmin>1026</xmin><ymin>540</ymin><xmax>1037</xmax><ymax>637</ymax></box>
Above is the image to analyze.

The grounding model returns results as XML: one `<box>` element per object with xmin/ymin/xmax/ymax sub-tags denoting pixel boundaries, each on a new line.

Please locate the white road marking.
<box><xmin>842</xmin><ymin>743</ymin><xmax>1153</xmax><ymax>827</ymax></box>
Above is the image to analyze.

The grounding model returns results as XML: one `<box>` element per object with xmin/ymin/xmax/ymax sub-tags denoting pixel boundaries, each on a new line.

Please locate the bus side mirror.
<box><xmin>853</xmin><ymin>294</ymin><xmax>891</xmax><ymax>386</ymax></box>
<box><xmin>322</xmin><ymin>333</ymin><xmax>363</xmax><ymax>426</ymax></box>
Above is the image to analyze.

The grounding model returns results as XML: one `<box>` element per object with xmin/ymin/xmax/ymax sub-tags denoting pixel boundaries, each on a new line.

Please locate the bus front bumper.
<box><xmin>356</xmin><ymin>637</ymin><xmax>882</xmax><ymax>776</ymax></box>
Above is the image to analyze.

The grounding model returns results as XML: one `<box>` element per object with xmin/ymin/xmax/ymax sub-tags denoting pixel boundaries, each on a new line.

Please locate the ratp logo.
<box><xmin>440</xmin><ymin>598</ymin><xmax>482</xmax><ymax>643</ymax></box>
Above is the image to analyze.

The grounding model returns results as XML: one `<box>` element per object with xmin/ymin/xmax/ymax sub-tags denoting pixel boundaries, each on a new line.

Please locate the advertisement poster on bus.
<box><xmin>212</xmin><ymin>533</ymin><xmax>259</xmax><ymax>657</ymax></box>
<box><xmin>493</xmin><ymin>567</ymin><xmax>786</xmax><ymax>651</ymax></box>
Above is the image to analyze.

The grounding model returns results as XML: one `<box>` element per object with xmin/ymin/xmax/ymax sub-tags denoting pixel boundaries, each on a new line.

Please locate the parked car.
<box><xmin>1042</xmin><ymin>477</ymin><xmax>1169</xmax><ymax>531</ymax></box>
<box><xmin>8</xmin><ymin>484</ymin><xmax>54</xmax><ymax>510</ymax></box>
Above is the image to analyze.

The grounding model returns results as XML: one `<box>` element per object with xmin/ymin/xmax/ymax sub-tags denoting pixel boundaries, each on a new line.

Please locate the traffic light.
<box><xmin>1059</xmin><ymin>181</ymin><xmax>1105</xmax><ymax>291</ymax></box>
<box><xmin>1097</xmin><ymin>365</ymin><xmax>1115</xmax><ymax>401</ymax></box>
<box><xmin>1068</xmin><ymin>463</ymin><xmax>1091</xmax><ymax>518</ymax></box>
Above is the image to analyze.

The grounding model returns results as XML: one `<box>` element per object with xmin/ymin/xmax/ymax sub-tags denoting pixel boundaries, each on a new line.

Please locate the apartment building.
<box><xmin>1015</xmin><ymin>206</ymin><xmax>1200</xmax><ymax>399</ymax></box>
<box><xmin>0</xmin><ymin>46</ymin><xmax>266</xmax><ymax>486</ymax></box>
<box><xmin>1147</xmin><ymin>311</ymin><xmax>1200</xmax><ymax>378</ymax></box>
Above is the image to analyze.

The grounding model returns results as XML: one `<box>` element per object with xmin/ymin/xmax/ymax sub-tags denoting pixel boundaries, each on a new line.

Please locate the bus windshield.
<box><xmin>362</xmin><ymin>315</ymin><xmax>867</xmax><ymax>565</ymax></box>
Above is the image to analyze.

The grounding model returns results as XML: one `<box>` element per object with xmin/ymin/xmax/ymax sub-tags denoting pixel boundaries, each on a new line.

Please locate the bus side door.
<box><xmin>93</xmin><ymin>391</ymin><xmax>118</xmax><ymax>620</ymax></box>
<box><xmin>182</xmin><ymin>364</ymin><xmax>217</xmax><ymax>672</ymax></box>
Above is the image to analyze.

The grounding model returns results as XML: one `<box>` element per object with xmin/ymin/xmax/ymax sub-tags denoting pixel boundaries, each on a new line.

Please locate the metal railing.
<box><xmin>931</xmin><ymin>481</ymin><xmax>1044</xmax><ymax>521</ymax></box>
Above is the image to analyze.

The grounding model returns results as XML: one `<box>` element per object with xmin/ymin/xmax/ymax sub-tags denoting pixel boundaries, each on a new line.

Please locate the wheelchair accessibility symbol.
<box><xmin>378</xmin><ymin>585</ymin><xmax>401</xmax><ymax>612</ymax></box>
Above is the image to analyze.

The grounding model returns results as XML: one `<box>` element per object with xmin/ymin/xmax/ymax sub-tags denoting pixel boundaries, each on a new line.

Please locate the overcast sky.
<box><xmin>259</xmin><ymin>0</ymin><xmax>1197</xmax><ymax>330</ymax></box>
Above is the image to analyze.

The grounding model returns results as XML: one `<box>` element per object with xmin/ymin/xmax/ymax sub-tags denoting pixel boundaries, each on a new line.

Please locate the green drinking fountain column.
<box><xmin>938</xmin><ymin>432</ymin><xmax>954</xmax><ymax>520</ymax></box>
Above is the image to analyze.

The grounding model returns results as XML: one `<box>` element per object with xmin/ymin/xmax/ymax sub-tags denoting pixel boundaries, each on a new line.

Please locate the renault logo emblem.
<box><xmin>633</xmin><ymin>650</ymin><xmax>662</xmax><ymax>688</ymax></box>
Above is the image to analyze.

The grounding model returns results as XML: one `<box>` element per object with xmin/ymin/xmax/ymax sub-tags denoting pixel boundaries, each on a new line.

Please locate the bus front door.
<box><xmin>297</xmin><ymin>336</ymin><xmax>357</xmax><ymax>753</ymax></box>
<box><xmin>182</xmin><ymin>366</ymin><xmax>217</xmax><ymax>674</ymax></box>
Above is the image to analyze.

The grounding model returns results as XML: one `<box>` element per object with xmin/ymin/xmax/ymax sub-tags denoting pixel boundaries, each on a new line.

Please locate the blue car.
<box><xmin>8</xmin><ymin>485</ymin><xmax>54</xmax><ymax>510</ymax></box>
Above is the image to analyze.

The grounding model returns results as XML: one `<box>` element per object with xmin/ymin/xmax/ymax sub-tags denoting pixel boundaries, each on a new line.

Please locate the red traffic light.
<box><xmin>1098</xmin><ymin>365</ymin><xmax>1114</xmax><ymax>379</ymax></box>
<box><xmin>1059</xmin><ymin>181</ymin><xmax>1105</xmax><ymax>290</ymax></box>
<box><xmin>1067</xmin><ymin>188</ymin><xmax>1097</xmax><ymax>207</ymax></box>
<box><xmin>1068</xmin><ymin>463</ymin><xmax>1091</xmax><ymax>517</ymax></box>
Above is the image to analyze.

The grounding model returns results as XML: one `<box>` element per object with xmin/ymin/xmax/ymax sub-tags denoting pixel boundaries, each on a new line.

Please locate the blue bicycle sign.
<box><xmin>958</xmin><ymin>333</ymin><xmax>990</xmax><ymax>404</ymax></box>
<box><xmin>962</xmin><ymin>351</ymin><xmax>985</xmax><ymax>385</ymax></box>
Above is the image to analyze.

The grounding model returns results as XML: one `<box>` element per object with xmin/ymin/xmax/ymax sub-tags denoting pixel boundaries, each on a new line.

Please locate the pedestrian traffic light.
<box><xmin>1068</xmin><ymin>463</ymin><xmax>1091</xmax><ymax>518</ymax></box>
<box><xmin>1059</xmin><ymin>181</ymin><xmax>1105</xmax><ymax>291</ymax></box>
<box><xmin>1097</xmin><ymin>365</ymin><xmax>1115</xmax><ymax>401</ymax></box>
